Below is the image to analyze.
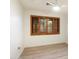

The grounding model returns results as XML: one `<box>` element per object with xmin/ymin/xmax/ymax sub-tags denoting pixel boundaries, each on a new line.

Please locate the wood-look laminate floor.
<box><xmin>20</xmin><ymin>43</ymin><xmax>68</xmax><ymax>59</ymax></box>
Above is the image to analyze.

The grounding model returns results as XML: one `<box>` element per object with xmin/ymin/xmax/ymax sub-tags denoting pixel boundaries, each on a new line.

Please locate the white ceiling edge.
<box><xmin>24</xmin><ymin>9</ymin><xmax>68</xmax><ymax>17</ymax></box>
<box><xmin>19</xmin><ymin>0</ymin><xmax>68</xmax><ymax>15</ymax></box>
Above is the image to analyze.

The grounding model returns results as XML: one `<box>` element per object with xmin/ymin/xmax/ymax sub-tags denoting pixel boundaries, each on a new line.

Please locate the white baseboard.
<box><xmin>24</xmin><ymin>41</ymin><xmax>66</xmax><ymax>48</ymax></box>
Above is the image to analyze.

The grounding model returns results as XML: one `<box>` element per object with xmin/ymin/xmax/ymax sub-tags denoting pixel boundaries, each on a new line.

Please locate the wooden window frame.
<box><xmin>30</xmin><ymin>15</ymin><xmax>60</xmax><ymax>35</ymax></box>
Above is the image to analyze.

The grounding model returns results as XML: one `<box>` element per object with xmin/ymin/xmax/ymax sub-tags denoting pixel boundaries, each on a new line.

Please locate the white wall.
<box><xmin>23</xmin><ymin>10</ymin><xmax>68</xmax><ymax>48</ymax></box>
<box><xmin>64</xmin><ymin>13</ymin><xmax>68</xmax><ymax>44</ymax></box>
<box><xmin>10</xmin><ymin>0</ymin><xmax>24</xmax><ymax>59</ymax></box>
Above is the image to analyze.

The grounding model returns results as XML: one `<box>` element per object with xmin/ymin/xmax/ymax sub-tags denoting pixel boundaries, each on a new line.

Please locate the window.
<box><xmin>30</xmin><ymin>15</ymin><xmax>60</xmax><ymax>35</ymax></box>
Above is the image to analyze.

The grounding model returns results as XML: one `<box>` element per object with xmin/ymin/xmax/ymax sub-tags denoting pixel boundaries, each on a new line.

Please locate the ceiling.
<box><xmin>19</xmin><ymin>0</ymin><xmax>68</xmax><ymax>14</ymax></box>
